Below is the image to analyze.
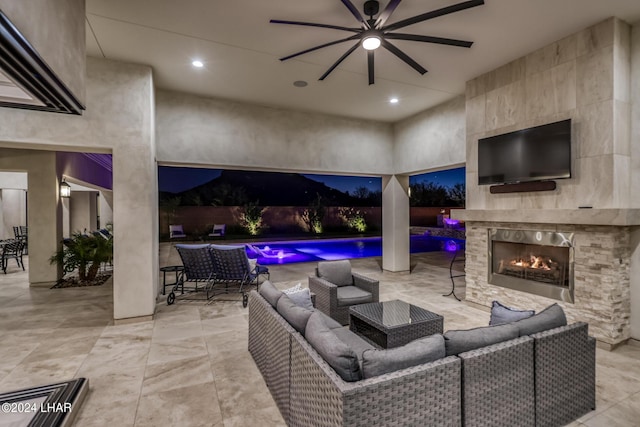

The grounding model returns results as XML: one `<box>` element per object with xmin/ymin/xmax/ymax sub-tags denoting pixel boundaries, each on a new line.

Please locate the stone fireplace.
<box><xmin>457</xmin><ymin>18</ymin><xmax>640</xmax><ymax>347</ymax></box>
<box><xmin>452</xmin><ymin>209</ymin><xmax>638</xmax><ymax>348</ymax></box>
<box><xmin>489</xmin><ymin>229</ymin><xmax>574</xmax><ymax>303</ymax></box>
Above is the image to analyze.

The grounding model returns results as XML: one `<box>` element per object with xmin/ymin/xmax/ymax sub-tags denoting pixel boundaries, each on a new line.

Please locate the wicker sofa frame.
<box><xmin>248</xmin><ymin>291</ymin><xmax>461</xmax><ymax>426</ymax></box>
<box><xmin>248</xmin><ymin>290</ymin><xmax>595</xmax><ymax>427</ymax></box>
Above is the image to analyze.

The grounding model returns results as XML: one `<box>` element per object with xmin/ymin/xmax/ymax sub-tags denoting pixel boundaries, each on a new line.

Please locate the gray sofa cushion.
<box><xmin>276</xmin><ymin>294</ymin><xmax>314</xmax><ymax>335</ymax></box>
<box><xmin>304</xmin><ymin>312</ymin><xmax>361</xmax><ymax>382</ymax></box>
<box><xmin>317</xmin><ymin>260</ymin><xmax>353</xmax><ymax>286</ymax></box>
<box><xmin>333</xmin><ymin>327</ymin><xmax>375</xmax><ymax>362</ymax></box>
<box><xmin>258</xmin><ymin>280</ymin><xmax>283</xmax><ymax>308</ymax></box>
<box><xmin>361</xmin><ymin>334</ymin><xmax>446</xmax><ymax>379</ymax></box>
<box><xmin>489</xmin><ymin>300</ymin><xmax>535</xmax><ymax>326</ymax></box>
<box><xmin>513</xmin><ymin>303</ymin><xmax>567</xmax><ymax>336</ymax></box>
<box><xmin>444</xmin><ymin>323</ymin><xmax>519</xmax><ymax>356</ymax></box>
<box><xmin>317</xmin><ymin>311</ymin><xmax>344</xmax><ymax>330</ymax></box>
<box><xmin>336</xmin><ymin>286</ymin><xmax>373</xmax><ymax>307</ymax></box>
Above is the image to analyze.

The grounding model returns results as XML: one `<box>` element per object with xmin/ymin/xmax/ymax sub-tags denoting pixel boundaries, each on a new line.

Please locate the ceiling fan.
<box><xmin>271</xmin><ymin>0</ymin><xmax>484</xmax><ymax>85</ymax></box>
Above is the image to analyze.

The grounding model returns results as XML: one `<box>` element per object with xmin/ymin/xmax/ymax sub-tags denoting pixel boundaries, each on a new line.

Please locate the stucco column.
<box><xmin>62</xmin><ymin>197</ymin><xmax>70</xmax><ymax>238</ymax></box>
<box><xmin>631</xmin><ymin>227</ymin><xmax>640</xmax><ymax>340</ymax></box>
<box><xmin>382</xmin><ymin>175</ymin><xmax>410</xmax><ymax>272</ymax></box>
<box><xmin>112</xmin><ymin>146</ymin><xmax>158</xmax><ymax>320</ymax></box>
<box><xmin>27</xmin><ymin>151</ymin><xmax>62</xmax><ymax>284</ymax></box>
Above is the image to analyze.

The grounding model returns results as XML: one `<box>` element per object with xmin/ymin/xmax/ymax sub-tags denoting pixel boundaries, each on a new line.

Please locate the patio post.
<box><xmin>382</xmin><ymin>174</ymin><xmax>410</xmax><ymax>272</ymax></box>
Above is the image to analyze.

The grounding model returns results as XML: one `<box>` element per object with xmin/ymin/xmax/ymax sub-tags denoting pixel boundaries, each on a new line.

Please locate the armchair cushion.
<box><xmin>304</xmin><ymin>312</ymin><xmax>361</xmax><ymax>382</ymax></box>
<box><xmin>513</xmin><ymin>303</ymin><xmax>567</xmax><ymax>336</ymax></box>
<box><xmin>277</xmin><ymin>294</ymin><xmax>314</xmax><ymax>335</ymax></box>
<box><xmin>258</xmin><ymin>280</ymin><xmax>282</xmax><ymax>308</ymax></box>
<box><xmin>317</xmin><ymin>260</ymin><xmax>353</xmax><ymax>286</ymax></box>
<box><xmin>444</xmin><ymin>323</ymin><xmax>519</xmax><ymax>356</ymax></box>
<box><xmin>361</xmin><ymin>334</ymin><xmax>446</xmax><ymax>379</ymax></box>
<box><xmin>336</xmin><ymin>286</ymin><xmax>373</xmax><ymax>307</ymax></box>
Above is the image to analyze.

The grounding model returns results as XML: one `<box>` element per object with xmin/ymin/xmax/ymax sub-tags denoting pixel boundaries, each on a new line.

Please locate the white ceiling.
<box><xmin>85</xmin><ymin>0</ymin><xmax>640</xmax><ymax>122</ymax></box>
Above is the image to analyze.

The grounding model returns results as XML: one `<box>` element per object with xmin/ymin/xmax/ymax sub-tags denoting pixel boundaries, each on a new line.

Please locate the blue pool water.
<box><xmin>246</xmin><ymin>235</ymin><xmax>464</xmax><ymax>265</ymax></box>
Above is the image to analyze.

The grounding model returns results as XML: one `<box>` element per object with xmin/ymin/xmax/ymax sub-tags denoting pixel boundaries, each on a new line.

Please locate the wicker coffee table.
<box><xmin>349</xmin><ymin>300</ymin><xmax>443</xmax><ymax>349</ymax></box>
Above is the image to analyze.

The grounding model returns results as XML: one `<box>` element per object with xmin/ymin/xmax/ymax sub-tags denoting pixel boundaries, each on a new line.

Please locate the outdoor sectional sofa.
<box><xmin>248</xmin><ymin>284</ymin><xmax>595</xmax><ymax>427</ymax></box>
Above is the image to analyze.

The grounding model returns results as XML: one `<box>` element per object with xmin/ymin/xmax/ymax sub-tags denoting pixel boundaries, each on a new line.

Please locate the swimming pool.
<box><xmin>245</xmin><ymin>235</ymin><xmax>464</xmax><ymax>265</ymax></box>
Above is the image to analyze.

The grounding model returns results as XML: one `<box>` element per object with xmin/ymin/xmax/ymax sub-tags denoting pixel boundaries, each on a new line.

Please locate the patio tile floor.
<box><xmin>0</xmin><ymin>244</ymin><xmax>638</xmax><ymax>426</ymax></box>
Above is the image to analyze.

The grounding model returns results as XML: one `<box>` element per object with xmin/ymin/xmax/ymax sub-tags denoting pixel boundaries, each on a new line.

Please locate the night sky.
<box><xmin>158</xmin><ymin>167</ymin><xmax>222</xmax><ymax>193</ymax></box>
<box><xmin>158</xmin><ymin>166</ymin><xmax>465</xmax><ymax>194</ymax></box>
<box><xmin>410</xmin><ymin>167</ymin><xmax>466</xmax><ymax>188</ymax></box>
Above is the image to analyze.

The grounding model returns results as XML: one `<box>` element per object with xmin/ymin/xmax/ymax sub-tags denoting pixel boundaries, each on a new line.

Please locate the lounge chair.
<box><xmin>170</xmin><ymin>244</ymin><xmax>216</xmax><ymax>305</ymax></box>
<box><xmin>169</xmin><ymin>224</ymin><xmax>187</xmax><ymax>239</ymax></box>
<box><xmin>209</xmin><ymin>244</ymin><xmax>260</xmax><ymax>307</ymax></box>
<box><xmin>208</xmin><ymin>224</ymin><xmax>226</xmax><ymax>238</ymax></box>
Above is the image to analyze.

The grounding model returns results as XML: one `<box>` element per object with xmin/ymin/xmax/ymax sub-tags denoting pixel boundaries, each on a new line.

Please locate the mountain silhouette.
<box><xmin>160</xmin><ymin>170</ymin><xmax>367</xmax><ymax>206</ymax></box>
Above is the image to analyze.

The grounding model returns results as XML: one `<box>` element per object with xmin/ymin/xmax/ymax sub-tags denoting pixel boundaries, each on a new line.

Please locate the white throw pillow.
<box><xmin>283</xmin><ymin>285</ymin><xmax>314</xmax><ymax>311</ymax></box>
<box><xmin>282</xmin><ymin>283</ymin><xmax>302</xmax><ymax>294</ymax></box>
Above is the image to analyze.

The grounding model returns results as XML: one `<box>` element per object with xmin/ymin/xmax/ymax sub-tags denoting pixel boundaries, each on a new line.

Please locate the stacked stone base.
<box><xmin>465</xmin><ymin>221</ymin><xmax>631</xmax><ymax>347</ymax></box>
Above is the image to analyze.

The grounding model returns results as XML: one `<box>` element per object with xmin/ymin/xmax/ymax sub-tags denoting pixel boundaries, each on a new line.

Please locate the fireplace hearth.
<box><xmin>489</xmin><ymin>229</ymin><xmax>574</xmax><ymax>302</ymax></box>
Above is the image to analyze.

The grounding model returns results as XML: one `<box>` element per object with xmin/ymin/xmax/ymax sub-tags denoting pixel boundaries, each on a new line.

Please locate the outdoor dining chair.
<box><xmin>1</xmin><ymin>239</ymin><xmax>25</xmax><ymax>274</ymax></box>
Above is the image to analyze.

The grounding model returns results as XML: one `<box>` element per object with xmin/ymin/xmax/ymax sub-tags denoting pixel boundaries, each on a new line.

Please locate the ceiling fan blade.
<box><xmin>375</xmin><ymin>0</ymin><xmax>402</xmax><ymax>28</ymax></box>
<box><xmin>279</xmin><ymin>35</ymin><xmax>359</xmax><ymax>61</ymax></box>
<box><xmin>270</xmin><ymin>19</ymin><xmax>360</xmax><ymax>33</ymax></box>
<box><xmin>385</xmin><ymin>33</ymin><xmax>473</xmax><ymax>48</ymax></box>
<box><xmin>381</xmin><ymin>39</ymin><xmax>427</xmax><ymax>75</ymax></box>
<box><xmin>368</xmin><ymin>50</ymin><xmax>375</xmax><ymax>85</ymax></box>
<box><xmin>340</xmin><ymin>0</ymin><xmax>369</xmax><ymax>28</ymax></box>
<box><xmin>319</xmin><ymin>42</ymin><xmax>360</xmax><ymax>80</ymax></box>
<box><xmin>383</xmin><ymin>0</ymin><xmax>484</xmax><ymax>32</ymax></box>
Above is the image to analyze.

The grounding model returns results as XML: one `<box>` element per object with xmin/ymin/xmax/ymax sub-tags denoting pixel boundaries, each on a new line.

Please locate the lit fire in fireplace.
<box><xmin>510</xmin><ymin>255</ymin><xmax>553</xmax><ymax>271</ymax></box>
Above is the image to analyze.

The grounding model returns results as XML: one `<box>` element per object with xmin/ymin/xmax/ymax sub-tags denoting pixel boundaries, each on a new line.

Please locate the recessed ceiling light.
<box><xmin>389</xmin><ymin>98</ymin><xmax>399</xmax><ymax>104</ymax></box>
<box><xmin>192</xmin><ymin>60</ymin><xmax>204</xmax><ymax>68</ymax></box>
<box><xmin>293</xmin><ymin>80</ymin><xmax>308</xmax><ymax>87</ymax></box>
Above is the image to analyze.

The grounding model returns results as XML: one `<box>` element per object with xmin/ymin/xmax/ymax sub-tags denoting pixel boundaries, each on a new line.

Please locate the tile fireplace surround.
<box><xmin>452</xmin><ymin>208</ymin><xmax>640</xmax><ymax>349</ymax></box>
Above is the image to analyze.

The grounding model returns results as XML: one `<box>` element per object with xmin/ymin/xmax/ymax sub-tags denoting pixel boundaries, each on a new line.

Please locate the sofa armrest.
<box><xmin>530</xmin><ymin>322</ymin><xmax>595</xmax><ymax>426</ymax></box>
<box><xmin>308</xmin><ymin>276</ymin><xmax>338</xmax><ymax>317</ymax></box>
<box><xmin>459</xmin><ymin>336</ymin><xmax>535</xmax><ymax>427</ymax></box>
<box><xmin>352</xmin><ymin>272</ymin><xmax>379</xmax><ymax>302</ymax></box>
<box><xmin>248</xmin><ymin>290</ymin><xmax>296</xmax><ymax>422</ymax></box>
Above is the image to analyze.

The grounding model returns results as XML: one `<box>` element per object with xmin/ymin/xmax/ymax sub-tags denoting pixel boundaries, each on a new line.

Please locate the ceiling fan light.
<box><xmin>362</xmin><ymin>36</ymin><xmax>381</xmax><ymax>50</ymax></box>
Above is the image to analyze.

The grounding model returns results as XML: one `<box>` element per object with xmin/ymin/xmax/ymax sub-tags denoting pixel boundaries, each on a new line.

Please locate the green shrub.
<box><xmin>339</xmin><ymin>207</ymin><xmax>367</xmax><ymax>233</ymax></box>
<box><xmin>239</xmin><ymin>201</ymin><xmax>265</xmax><ymax>235</ymax></box>
<box><xmin>49</xmin><ymin>232</ymin><xmax>113</xmax><ymax>282</ymax></box>
<box><xmin>301</xmin><ymin>194</ymin><xmax>325</xmax><ymax>234</ymax></box>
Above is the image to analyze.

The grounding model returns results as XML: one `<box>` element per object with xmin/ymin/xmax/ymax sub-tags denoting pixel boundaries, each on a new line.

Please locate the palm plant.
<box><xmin>50</xmin><ymin>232</ymin><xmax>113</xmax><ymax>282</ymax></box>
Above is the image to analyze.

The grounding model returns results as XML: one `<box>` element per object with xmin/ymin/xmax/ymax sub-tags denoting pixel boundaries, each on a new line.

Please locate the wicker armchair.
<box><xmin>308</xmin><ymin>260</ymin><xmax>379</xmax><ymax>325</ymax></box>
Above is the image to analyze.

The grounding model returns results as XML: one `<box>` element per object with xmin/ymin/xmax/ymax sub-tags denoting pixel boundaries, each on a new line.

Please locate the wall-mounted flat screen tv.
<box><xmin>478</xmin><ymin>119</ymin><xmax>571</xmax><ymax>185</ymax></box>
